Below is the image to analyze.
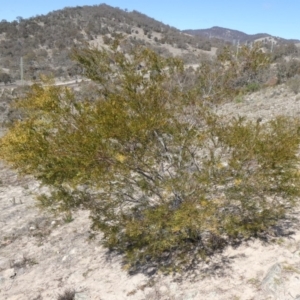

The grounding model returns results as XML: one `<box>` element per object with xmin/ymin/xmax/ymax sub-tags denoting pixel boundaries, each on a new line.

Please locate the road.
<box><xmin>0</xmin><ymin>78</ymin><xmax>91</xmax><ymax>89</ymax></box>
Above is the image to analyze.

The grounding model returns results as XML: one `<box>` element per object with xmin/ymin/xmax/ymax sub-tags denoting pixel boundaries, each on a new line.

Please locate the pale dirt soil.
<box><xmin>2</xmin><ymin>84</ymin><xmax>300</xmax><ymax>299</ymax></box>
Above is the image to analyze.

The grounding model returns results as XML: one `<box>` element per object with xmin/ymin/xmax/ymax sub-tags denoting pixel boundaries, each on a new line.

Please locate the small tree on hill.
<box><xmin>1</xmin><ymin>42</ymin><xmax>300</xmax><ymax>274</ymax></box>
<box><xmin>0</xmin><ymin>72</ymin><xmax>12</xmax><ymax>84</ymax></box>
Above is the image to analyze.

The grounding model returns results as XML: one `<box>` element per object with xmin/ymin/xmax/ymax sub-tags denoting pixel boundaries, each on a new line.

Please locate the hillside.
<box><xmin>0</xmin><ymin>4</ymin><xmax>214</xmax><ymax>83</ymax></box>
<box><xmin>184</xmin><ymin>26</ymin><xmax>300</xmax><ymax>44</ymax></box>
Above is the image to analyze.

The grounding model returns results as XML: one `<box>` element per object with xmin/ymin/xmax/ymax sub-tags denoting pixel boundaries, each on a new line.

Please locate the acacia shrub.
<box><xmin>1</xmin><ymin>44</ymin><xmax>300</xmax><ymax>273</ymax></box>
<box><xmin>195</xmin><ymin>43</ymin><xmax>271</xmax><ymax>103</ymax></box>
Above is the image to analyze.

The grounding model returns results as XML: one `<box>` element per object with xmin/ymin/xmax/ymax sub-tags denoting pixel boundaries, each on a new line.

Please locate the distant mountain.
<box><xmin>183</xmin><ymin>26</ymin><xmax>300</xmax><ymax>44</ymax></box>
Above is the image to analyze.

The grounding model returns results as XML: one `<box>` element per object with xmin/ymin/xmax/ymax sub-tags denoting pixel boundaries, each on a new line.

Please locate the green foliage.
<box><xmin>1</xmin><ymin>43</ymin><xmax>300</xmax><ymax>274</ymax></box>
<box><xmin>277</xmin><ymin>58</ymin><xmax>300</xmax><ymax>82</ymax></box>
<box><xmin>196</xmin><ymin>42</ymin><xmax>271</xmax><ymax>102</ymax></box>
<box><xmin>245</xmin><ymin>82</ymin><xmax>261</xmax><ymax>93</ymax></box>
<box><xmin>272</xmin><ymin>43</ymin><xmax>299</xmax><ymax>62</ymax></box>
<box><xmin>0</xmin><ymin>72</ymin><xmax>12</xmax><ymax>84</ymax></box>
<box><xmin>57</xmin><ymin>289</ymin><xmax>75</xmax><ymax>300</ymax></box>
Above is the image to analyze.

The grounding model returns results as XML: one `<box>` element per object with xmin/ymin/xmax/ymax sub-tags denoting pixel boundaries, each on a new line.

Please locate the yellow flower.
<box><xmin>234</xmin><ymin>179</ymin><xmax>242</xmax><ymax>186</ymax></box>
<box><xmin>115</xmin><ymin>153</ymin><xmax>126</xmax><ymax>163</ymax></box>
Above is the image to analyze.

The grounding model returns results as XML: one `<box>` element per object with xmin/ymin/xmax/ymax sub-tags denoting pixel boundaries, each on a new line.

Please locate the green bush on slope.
<box><xmin>1</xmin><ymin>42</ymin><xmax>300</xmax><ymax>273</ymax></box>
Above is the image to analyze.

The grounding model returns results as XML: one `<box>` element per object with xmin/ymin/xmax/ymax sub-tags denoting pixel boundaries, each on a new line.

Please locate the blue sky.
<box><xmin>0</xmin><ymin>0</ymin><xmax>299</xmax><ymax>39</ymax></box>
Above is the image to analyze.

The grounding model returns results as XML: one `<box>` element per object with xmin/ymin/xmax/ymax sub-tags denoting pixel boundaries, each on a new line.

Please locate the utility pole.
<box><xmin>20</xmin><ymin>56</ymin><xmax>23</xmax><ymax>85</ymax></box>
<box><xmin>271</xmin><ymin>39</ymin><xmax>274</xmax><ymax>53</ymax></box>
<box><xmin>236</xmin><ymin>40</ymin><xmax>240</xmax><ymax>57</ymax></box>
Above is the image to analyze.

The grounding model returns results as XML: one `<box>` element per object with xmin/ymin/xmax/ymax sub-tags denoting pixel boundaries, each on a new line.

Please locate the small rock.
<box><xmin>145</xmin><ymin>267</ymin><xmax>156</xmax><ymax>276</ymax></box>
<box><xmin>170</xmin><ymin>283</ymin><xmax>178</xmax><ymax>293</ymax></box>
<box><xmin>184</xmin><ymin>290</ymin><xmax>199</xmax><ymax>300</ymax></box>
<box><xmin>261</xmin><ymin>263</ymin><xmax>284</xmax><ymax>298</ymax></box>
<box><xmin>75</xmin><ymin>292</ymin><xmax>89</xmax><ymax>300</ymax></box>
<box><xmin>158</xmin><ymin>285</ymin><xmax>169</xmax><ymax>294</ymax></box>
<box><xmin>0</xmin><ymin>257</ymin><xmax>10</xmax><ymax>270</ymax></box>
<box><xmin>264</xmin><ymin>76</ymin><xmax>278</xmax><ymax>87</ymax></box>
<box><xmin>70</xmin><ymin>248</ymin><xmax>76</xmax><ymax>255</ymax></box>
<box><xmin>2</xmin><ymin>268</ymin><xmax>16</xmax><ymax>279</ymax></box>
<box><xmin>62</xmin><ymin>255</ymin><xmax>68</xmax><ymax>262</ymax></box>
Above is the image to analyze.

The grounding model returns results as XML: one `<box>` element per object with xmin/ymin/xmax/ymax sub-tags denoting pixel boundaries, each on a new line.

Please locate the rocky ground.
<box><xmin>2</xmin><ymin>84</ymin><xmax>300</xmax><ymax>299</ymax></box>
<box><xmin>216</xmin><ymin>84</ymin><xmax>300</xmax><ymax>121</ymax></box>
